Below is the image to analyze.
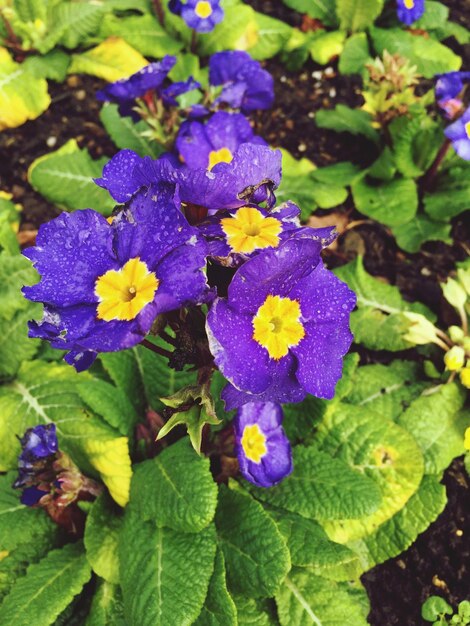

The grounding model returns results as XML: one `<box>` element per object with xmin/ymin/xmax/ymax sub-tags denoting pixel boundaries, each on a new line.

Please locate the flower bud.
<box><xmin>448</xmin><ymin>325</ymin><xmax>465</xmax><ymax>343</ymax></box>
<box><xmin>442</xmin><ymin>278</ymin><xmax>467</xmax><ymax>310</ymax></box>
<box><xmin>460</xmin><ymin>366</ymin><xmax>470</xmax><ymax>390</ymax></box>
<box><xmin>444</xmin><ymin>345</ymin><xmax>465</xmax><ymax>372</ymax></box>
<box><xmin>403</xmin><ymin>312</ymin><xmax>439</xmax><ymax>345</ymax></box>
<box><xmin>457</xmin><ymin>266</ymin><xmax>470</xmax><ymax>297</ymax></box>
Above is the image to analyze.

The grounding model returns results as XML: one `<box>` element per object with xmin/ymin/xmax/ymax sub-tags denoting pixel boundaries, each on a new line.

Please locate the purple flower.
<box><xmin>23</xmin><ymin>186</ymin><xmax>210</xmax><ymax>371</ymax></box>
<box><xmin>19</xmin><ymin>424</ymin><xmax>58</xmax><ymax>463</ymax></box>
<box><xmin>445</xmin><ymin>105</ymin><xmax>470</xmax><ymax>160</ymax></box>
<box><xmin>20</xmin><ymin>486</ymin><xmax>50</xmax><ymax>507</ymax></box>
<box><xmin>199</xmin><ymin>201</ymin><xmax>337</xmax><ymax>266</ymax></box>
<box><xmin>169</xmin><ymin>0</ymin><xmax>184</xmax><ymax>14</ymax></box>
<box><xmin>181</xmin><ymin>0</ymin><xmax>224</xmax><ymax>33</ymax></box>
<box><xmin>206</xmin><ymin>239</ymin><xmax>356</xmax><ymax>406</ymax></box>
<box><xmin>176</xmin><ymin>111</ymin><xmax>266</xmax><ymax>171</ymax></box>
<box><xmin>396</xmin><ymin>0</ymin><xmax>425</xmax><ymax>25</ymax></box>
<box><xmin>234</xmin><ymin>402</ymin><xmax>292</xmax><ymax>488</ymax></box>
<box><xmin>209</xmin><ymin>51</ymin><xmax>274</xmax><ymax>113</ymax></box>
<box><xmin>435</xmin><ymin>72</ymin><xmax>470</xmax><ymax>119</ymax></box>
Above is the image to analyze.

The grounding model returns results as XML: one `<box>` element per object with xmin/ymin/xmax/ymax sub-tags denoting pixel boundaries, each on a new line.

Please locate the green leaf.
<box><xmin>391</xmin><ymin>215</ymin><xmax>452</xmax><ymax>254</ymax></box>
<box><xmin>119</xmin><ymin>509</ymin><xmax>216</xmax><ymax>626</ymax></box>
<box><xmin>276</xmin><ymin>569</ymin><xmax>369</xmax><ymax>626</ymax></box>
<box><xmin>339</xmin><ymin>33</ymin><xmax>371</xmax><ymax>75</ymax></box>
<box><xmin>414</xmin><ymin>1</ymin><xmax>449</xmax><ymax>29</ymax></box>
<box><xmin>22</xmin><ymin>50</ymin><xmax>70</xmax><ymax>82</ymax></box>
<box><xmin>215</xmin><ymin>486</ymin><xmax>291</xmax><ymax>598</ymax></box>
<box><xmin>0</xmin><ymin>361</ymin><xmax>132</xmax><ymax>506</ymax></box>
<box><xmin>282</xmin><ymin>394</ymin><xmax>327</xmax><ymax>444</ymax></box>
<box><xmin>248</xmin><ymin>12</ymin><xmax>293</xmax><ymax>61</ymax></box>
<box><xmin>98</xmin><ymin>13</ymin><xmax>183</xmax><ymax>57</ymax></box>
<box><xmin>309</xmin><ymin>30</ymin><xmax>346</xmax><ymax>65</ymax></box>
<box><xmin>335</xmin><ymin>0</ymin><xmax>384</xmax><ymax>32</ymax></box>
<box><xmin>349</xmin><ymin>475</ymin><xmax>447</xmax><ymax>572</ymax></box>
<box><xmin>351</xmin><ymin>176</ymin><xmax>418</xmax><ymax>226</ymax></box>
<box><xmin>248</xmin><ymin>446</ymin><xmax>381</xmax><ymax>521</ymax></box>
<box><xmin>68</xmin><ymin>37</ymin><xmax>148</xmax><ymax>82</ymax></box>
<box><xmin>270</xmin><ymin>509</ymin><xmax>362</xmax><ymax>581</ymax></box>
<box><xmin>421</xmin><ymin>596</ymin><xmax>453</xmax><ymax>621</ymax></box>
<box><xmin>282</xmin><ymin>0</ymin><xmax>338</xmax><ymax>27</ymax></box>
<box><xmin>233</xmin><ymin>595</ymin><xmax>277</xmax><ymax>626</ymax></box>
<box><xmin>370</xmin><ymin>27</ymin><xmax>461</xmax><ymax>78</ymax></box>
<box><xmin>311</xmin><ymin>162</ymin><xmax>361</xmax><ymax>186</ymax></box>
<box><xmin>398</xmin><ymin>384</ymin><xmax>467</xmax><ymax>474</ymax></box>
<box><xmin>130</xmin><ymin>438</ymin><xmax>218</xmax><ymax>532</ymax></box>
<box><xmin>0</xmin><ymin>195</ymin><xmax>20</xmax><ymax>254</ymax></box>
<box><xmin>0</xmin><ymin>542</ymin><xmax>92</xmax><ymax>626</ymax></box>
<box><xmin>424</xmin><ymin>163</ymin><xmax>470</xmax><ymax>221</ymax></box>
<box><xmin>85</xmin><ymin>581</ymin><xmax>126</xmax><ymax>626</ymax></box>
<box><xmin>0</xmin><ymin>305</ymin><xmax>41</xmax><ymax>378</ymax></box>
<box><xmin>100</xmin><ymin>104</ymin><xmax>162</xmax><ymax>157</ymax></box>
<box><xmin>315</xmin><ymin>105</ymin><xmax>379</xmax><ymax>144</ymax></box>
<box><xmin>28</xmin><ymin>139</ymin><xmax>115</xmax><ymax>215</ymax></box>
<box><xmin>13</xmin><ymin>0</ymin><xmax>46</xmax><ymax>22</ymax></box>
<box><xmin>368</xmin><ymin>146</ymin><xmax>396</xmax><ymax>181</ymax></box>
<box><xmin>193</xmin><ymin>548</ymin><xmax>237</xmax><ymax>626</ymax></box>
<box><xmin>0</xmin><ymin>48</ymin><xmax>50</xmax><ymax>131</ymax></box>
<box><xmin>334</xmin><ymin>256</ymin><xmax>435</xmax><ymax>351</ymax></box>
<box><xmin>317</xmin><ymin>404</ymin><xmax>424</xmax><ymax>542</ymax></box>
<box><xmin>345</xmin><ymin>360</ymin><xmax>427</xmax><ymax>420</ymax></box>
<box><xmin>390</xmin><ymin>115</ymin><xmax>442</xmax><ymax>178</ymax></box>
<box><xmin>84</xmin><ymin>494</ymin><xmax>123</xmax><ymax>584</ymax></box>
<box><xmin>197</xmin><ymin>2</ymin><xmax>257</xmax><ymax>56</ymax></box>
<box><xmin>39</xmin><ymin>1</ymin><xmax>106</xmax><ymax>52</ymax></box>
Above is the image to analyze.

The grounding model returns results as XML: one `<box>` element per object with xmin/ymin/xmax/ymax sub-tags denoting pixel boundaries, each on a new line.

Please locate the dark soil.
<box><xmin>1</xmin><ymin>3</ymin><xmax>469</xmax><ymax>625</ymax></box>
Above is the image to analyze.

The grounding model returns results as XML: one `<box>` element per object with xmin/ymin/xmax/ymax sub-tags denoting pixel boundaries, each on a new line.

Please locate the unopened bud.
<box><xmin>457</xmin><ymin>266</ymin><xmax>470</xmax><ymax>297</ymax></box>
<box><xmin>448</xmin><ymin>325</ymin><xmax>465</xmax><ymax>344</ymax></box>
<box><xmin>442</xmin><ymin>278</ymin><xmax>467</xmax><ymax>310</ymax></box>
<box><xmin>444</xmin><ymin>346</ymin><xmax>465</xmax><ymax>372</ymax></box>
<box><xmin>460</xmin><ymin>366</ymin><xmax>470</xmax><ymax>390</ymax></box>
<box><xmin>403</xmin><ymin>312</ymin><xmax>439</xmax><ymax>345</ymax></box>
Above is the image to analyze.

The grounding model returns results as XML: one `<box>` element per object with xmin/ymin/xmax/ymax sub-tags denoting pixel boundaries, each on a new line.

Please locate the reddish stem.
<box><xmin>422</xmin><ymin>138</ymin><xmax>451</xmax><ymax>192</ymax></box>
<box><xmin>152</xmin><ymin>0</ymin><xmax>165</xmax><ymax>26</ymax></box>
<box><xmin>141</xmin><ymin>338</ymin><xmax>173</xmax><ymax>360</ymax></box>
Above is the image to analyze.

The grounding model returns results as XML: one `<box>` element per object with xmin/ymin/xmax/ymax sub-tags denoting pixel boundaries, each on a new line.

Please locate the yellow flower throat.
<box><xmin>241</xmin><ymin>424</ymin><xmax>267</xmax><ymax>463</ymax></box>
<box><xmin>252</xmin><ymin>294</ymin><xmax>305</xmax><ymax>360</ymax></box>
<box><xmin>221</xmin><ymin>207</ymin><xmax>282</xmax><ymax>254</ymax></box>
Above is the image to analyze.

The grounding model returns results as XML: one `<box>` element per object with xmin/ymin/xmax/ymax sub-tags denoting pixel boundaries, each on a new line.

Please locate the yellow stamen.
<box><xmin>253</xmin><ymin>294</ymin><xmax>305</xmax><ymax>360</ymax></box>
<box><xmin>404</xmin><ymin>0</ymin><xmax>415</xmax><ymax>8</ymax></box>
<box><xmin>95</xmin><ymin>257</ymin><xmax>159</xmax><ymax>322</ymax></box>
<box><xmin>221</xmin><ymin>207</ymin><xmax>282</xmax><ymax>254</ymax></box>
<box><xmin>241</xmin><ymin>424</ymin><xmax>267</xmax><ymax>463</ymax></box>
<box><xmin>208</xmin><ymin>147</ymin><xmax>233</xmax><ymax>171</ymax></box>
<box><xmin>195</xmin><ymin>0</ymin><xmax>213</xmax><ymax>18</ymax></box>
<box><xmin>465</xmin><ymin>121</ymin><xmax>470</xmax><ymax>140</ymax></box>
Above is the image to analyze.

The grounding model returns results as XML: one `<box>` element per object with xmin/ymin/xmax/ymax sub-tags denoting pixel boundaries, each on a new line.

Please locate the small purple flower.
<box><xmin>169</xmin><ymin>0</ymin><xmax>184</xmax><ymax>14</ymax></box>
<box><xmin>396</xmin><ymin>0</ymin><xmax>425</xmax><ymax>25</ymax></box>
<box><xmin>209</xmin><ymin>51</ymin><xmax>274</xmax><ymax>113</ymax></box>
<box><xmin>19</xmin><ymin>424</ymin><xmax>58</xmax><ymax>463</ymax></box>
<box><xmin>176</xmin><ymin>111</ymin><xmax>266</xmax><ymax>171</ymax></box>
<box><xmin>445</xmin><ymin>105</ymin><xmax>470</xmax><ymax>160</ymax></box>
<box><xmin>435</xmin><ymin>72</ymin><xmax>470</xmax><ymax>119</ymax></box>
<box><xmin>181</xmin><ymin>0</ymin><xmax>224</xmax><ymax>33</ymax></box>
<box><xmin>20</xmin><ymin>486</ymin><xmax>50</xmax><ymax>507</ymax></box>
<box><xmin>234</xmin><ymin>402</ymin><xmax>292</xmax><ymax>488</ymax></box>
<box><xmin>206</xmin><ymin>239</ymin><xmax>356</xmax><ymax>406</ymax></box>
<box><xmin>23</xmin><ymin>186</ymin><xmax>209</xmax><ymax>371</ymax></box>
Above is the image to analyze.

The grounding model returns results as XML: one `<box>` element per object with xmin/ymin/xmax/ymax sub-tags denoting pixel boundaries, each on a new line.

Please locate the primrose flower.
<box><xmin>181</xmin><ymin>0</ymin><xmax>224</xmax><ymax>33</ymax></box>
<box><xmin>96</xmin><ymin>57</ymin><xmax>200</xmax><ymax>118</ymax></box>
<box><xmin>176</xmin><ymin>111</ymin><xmax>266</xmax><ymax>171</ymax></box>
<box><xmin>206</xmin><ymin>239</ymin><xmax>356</xmax><ymax>407</ymax></box>
<box><xmin>461</xmin><ymin>366</ymin><xmax>470</xmax><ymax>389</ymax></box>
<box><xmin>18</xmin><ymin>424</ymin><xmax>58</xmax><ymax>465</ymax></box>
<box><xmin>209</xmin><ymin>51</ymin><xmax>274</xmax><ymax>113</ymax></box>
<box><xmin>396</xmin><ymin>0</ymin><xmax>425</xmax><ymax>25</ymax></box>
<box><xmin>199</xmin><ymin>201</ymin><xmax>336</xmax><ymax>266</ymax></box>
<box><xmin>234</xmin><ymin>402</ymin><xmax>292</xmax><ymax>488</ymax></box>
<box><xmin>23</xmin><ymin>185</ymin><xmax>209</xmax><ymax>371</ymax></box>
<box><xmin>444</xmin><ymin>346</ymin><xmax>465</xmax><ymax>372</ymax></box>
<box><xmin>445</xmin><ymin>106</ymin><xmax>470</xmax><ymax>160</ymax></box>
<box><xmin>435</xmin><ymin>72</ymin><xmax>470</xmax><ymax>119</ymax></box>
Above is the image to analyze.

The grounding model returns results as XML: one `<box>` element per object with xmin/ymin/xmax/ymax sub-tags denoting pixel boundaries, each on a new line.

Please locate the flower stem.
<box><xmin>141</xmin><ymin>338</ymin><xmax>173</xmax><ymax>360</ymax></box>
<box><xmin>190</xmin><ymin>29</ymin><xmax>198</xmax><ymax>54</ymax></box>
<box><xmin>422</xmin><ymin>138</ymin><xmax>451</xmax><ymax>192</ymax></box>
<box><xmin>152</xmin><ymin>0</ymin><xmax>165</xmax><ymax>26</ymax></box>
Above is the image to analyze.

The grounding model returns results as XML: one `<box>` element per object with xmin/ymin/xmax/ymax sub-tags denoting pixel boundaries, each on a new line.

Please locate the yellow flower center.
<box><xmin>465</xmin><ymin>121</ymin><xmax>470</xmax><ymax>140</ymax></box>
<box><xmin>95</xmin><ymin>257</ymin><xmax>159</xmax><ymax>322</ymax></box>
<box><xmin>208</xmin><ymin>147</ymin><xmax>233</xmax><ymax>171</ymax></box>
<box><xmin>220</xmin><ymin>207</ymin><xmax>282</xmax><ymax>254</ymax></box>
<box><xmin>241</xmin><ymin>424</ymin><xmax>267</xmax><ymax>463</ymax></box>
<box><xmin>195</xmin><ymin>0</ymin><xmax>213</xmax><ymax>18</ymax></box>
<box><xmin>253</xmin><ymin>295</ymin><xmax>305</xmax><ymax>360</ymax></box>
<box><xmin>404</xmin><ymin>0</ymin><xmax>414</xmax><ymax>8</ymax></box>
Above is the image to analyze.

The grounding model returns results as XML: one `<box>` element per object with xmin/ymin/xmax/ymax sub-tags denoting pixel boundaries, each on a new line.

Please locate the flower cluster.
<box><xmin>433</xmin><ymin>72</ymin><xmax>470</xmax><ymax>161</ymax></box>
<box><xmin>23</xmin><ymin>52</ymin><xmax>355</xmax><ymax>489</ymax></box>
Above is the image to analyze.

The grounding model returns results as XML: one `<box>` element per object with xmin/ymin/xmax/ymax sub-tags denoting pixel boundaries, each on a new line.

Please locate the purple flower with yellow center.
<box><xmin>445</xmin><ymin>105</ymin><xmax>470</xmax><ymax>160</ymax></box>
<box><xmin>181</xmin><ymin>0</ymin><xmax>224</xmax><ymax>33</ymax></box>
<box><xmin>234</xmin><ymin>402</ymin><xmax>292</xmax><ymax>488</ymax></box>
<box><xmin>199</xmin><ymin>202</ymin><xmax>336</xmax><ymax>265</ymax></box>
<box><xmin>206</xmin><ymin>239</ymin><xmax>356</xmax><ymax>406</ymax></box>
<box><xmin>23</xmin><ymin>185</ymin><xmax>209</xmax><ymax>371</ymax></box>
<box><xmin>209</xmin><ymin>51</ymin><xmax>274</xmax><ymax>114</ymax></box>
<box><xmin>396</xmin><ymin>0</ymin><xmax>425</xmax><ymax>25</ymax></box>
<box><xmin>176</xmin><ymin>111</ymin><xmax>266</xmax><ymax>171</ymax></box>
<box><xmin>435</xmin><ymin>72</ymin><xmax>470</xmax><ymax>119</ymax></box>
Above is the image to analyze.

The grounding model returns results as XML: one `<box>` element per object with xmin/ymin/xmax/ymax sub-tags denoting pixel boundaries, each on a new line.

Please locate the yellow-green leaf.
<box><xmin>68</xmin><ymin>37</ymin><xmax>148</xmax><ymax>82</ymax></box>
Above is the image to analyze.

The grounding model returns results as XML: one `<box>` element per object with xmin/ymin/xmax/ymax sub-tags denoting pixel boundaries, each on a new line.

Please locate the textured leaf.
<box><xmin>336</xmin><ymin>0</ymin><xmax>384</xmax><ymax>32</ymax></box>
<box><xmin>370</xmin><ymin>27</ymin><xmax>461</xmax><ymax>77</ymax></box>
<box><xmin>398</xmin><ymin>384</ymin><xmax>467</xmax><ymax>474</ymax></box>
<box><xmin>270</xmin><ymin>509</ymin><xmax>361</xmax><ymax>581</ymax></box>
<box><xmin>391</xmin><ymin>215</ymin><xmax>452</xmax><ymax>253</ymax></box>
<box><xmin>119</xmin><ymin>509</ymin><xmax>216</xmax><ymax>626</ymax></box>
<box><xmin>130</xmin><ymin>438</ymin><xmax>218</xmax><ymax>532</ymax></box>
<box><xmin>390</xmin><ymin>115</ymin><xmax>441</xmax><ymax>179</ymax></box>
<box><xmin>22</xmin><ymin>50</ymin><xmax>70</xmax><ymax>82</ymax></box>
<box><xmin>282</xmin><ymin>394</ymin><xmax>327</xmax><ymax>444</ymax></box>
<box><xmin>0</xmin><ymin>361</ymin><xmax>132</xmax><ymax>506</ymax></box>
<box><xmin>276</xmin><ymin>569</ymin><xmax>369</xmax><ymax>626</ymax></box>
<box><xmin>194</xmin><ymin>548</ymin><xmax>237</xmax><ymax>626</ymax></box>
<box><xmin>345</xmin><ymin>360</ymin><xmax>427</xmax><ymax>420</ymax></box>
<box><xmin>215</xmin><ymin>486</ymin><xmax>291</xmax><ymax>598</ymax></box>
<box><xmin>84</xmin><ymin>494</ymin><xmax>123</xmax><ymax>584</ymax></box>
<box><xmin>233</xmin><ymin>595</ymin><xmax>278</xmax><ymax>626</ymax></box>
<box><xmin>40</xmin><ymin>1</ymin><xmax>106</xmax><ymax>52</ymax></box>
<box><xmin>310</xmin><ymin>30</ymin><xmax>346</xmax><ymax>66</ymax></box>
<box><xmin>85</xmin><ymin>581</ymin><xmax>126</xmax><ymax>626</ymax></box>
<box><xmin>248</xmin><ymin>12</ymin><xmax>293</xmax><ymax>61</ymax></box>
<box><xmin>28</xmin><ymin>139</ymin><xmax>115</xmax><ymax>215</ymax></box>
<box><xmin>196</xmin><ymin>3</ymin><xmax>256</xmax><ymax>56</ymax></box>
<box><xmin>68</xmin><ymin>37</ymin><xmax>148</xmax><ymax>82</ymax></box>
<box><xmin>248</xmin><ymin>445</ymin><xmax>381</xmax><ymax>521</ymax></box>
<box><xmin>349</xmin><ymin>475</ymin><xmax>447</xmax><ymax>572</ymax></box>
<box><xmin>100</xmin><ymin>104</ymin><xmax>162</xmax><ymax>158</ymax></box>
<box><xmin>0</xmin><ymin>48</ymin><xmax>50</xmax><ymax>131</ymax></box>
<box><xmin>424</xmin><ymin>163</ymin><xmax>470</xmax><ymax>221</ymax></box>
<box><xmin>315</xmin><ymin>105</ymin><xmax>379</xmax><ymax>144</ymax></box>
<box><xmin>0</xmin><ymin>542</ymin><xmax>92</xmax><ymax>626</ymax></box>
<box><xmin>351</xmin><ymin>176</ymin><xmax>418</xmax><ymax>227</ymax></box>
<box><xmin>282</xmin><ymin>0</ymin><xmax>338</xmax><ymax>27</ymax></box>
<box><xmin>339</xmin><ymin>33</ymin><xmax>371</xmax><ymax>75</ymax></box>
<box><xmin>0</xmin><ymin>305</ymin><xmax>41</xmax><ymax>378</ymax></box>
<box><xmin>334</xmin><ymin>256</ymin><xmax>435</xmax><ymax>351</ymax></box>
<box><xmin>317</xmin><ymin>404</ymin><xmax>424</xmax><ymax>543</ymax></box>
